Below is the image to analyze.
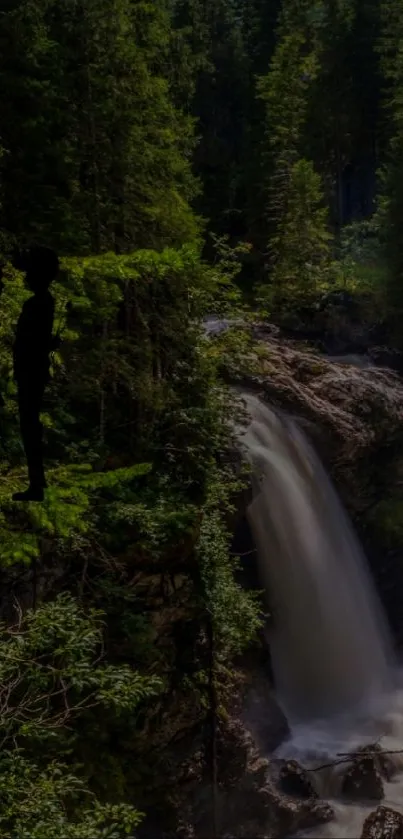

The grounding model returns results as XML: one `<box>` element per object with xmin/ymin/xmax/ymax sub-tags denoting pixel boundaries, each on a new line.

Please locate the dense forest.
<box><xmin>0</xmin><ymin>0</ymin><xmax>403</xmax><ymax>836</ymax></box>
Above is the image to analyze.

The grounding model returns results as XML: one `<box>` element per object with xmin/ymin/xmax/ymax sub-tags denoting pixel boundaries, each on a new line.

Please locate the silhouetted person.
<box><xmin>0</xmin><ymin>266</ymin><xmax>5</xmax><ymax>409</ymax></box>
<box><xmin>12</xmin><ymin>246</ymin><xmax>58</xmax><ymax>501</ymax></box>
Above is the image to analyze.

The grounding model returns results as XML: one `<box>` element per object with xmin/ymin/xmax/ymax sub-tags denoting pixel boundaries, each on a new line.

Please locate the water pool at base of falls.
<box><xmin>277</xmin><ymin>674</ymin><xmax>403</xmax><ymax>837</ymax></box>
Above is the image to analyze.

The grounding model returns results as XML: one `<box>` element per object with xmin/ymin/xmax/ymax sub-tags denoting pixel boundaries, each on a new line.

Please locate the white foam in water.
<box><xmin>279</xmin><ymin>681</ymin><xmax>403</xmax><ymax>838</ymax></box>
<box><xmin>239</xmin><ymin>393</ymin><xmax>403</xmax><ymax>837</ymax></box>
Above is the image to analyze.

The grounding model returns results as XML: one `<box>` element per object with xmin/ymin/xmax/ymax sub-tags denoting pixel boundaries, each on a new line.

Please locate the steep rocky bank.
<box><xmin>146</xmin><ymin>317</ymin><xmax>403</xmax><ymax>839</ymax></box>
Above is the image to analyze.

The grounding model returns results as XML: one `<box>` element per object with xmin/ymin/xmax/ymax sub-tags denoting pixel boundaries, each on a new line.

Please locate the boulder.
<box><xmin>166</xmin><ymin>717</ymin><xmax>334</xmax><ymax>839</ymax></box>
<box><xmin>342</xmin><ymin>756</ymin><xmax>384</xmax><ymax>802</ymax></box>
<box><xmin>272</xmin><ymin>797</ymin><xmax>334</xmax><ymax>838</ymax></box>
<box><xmin>357</xmin><ymin>743</ymin><xmax>397</xmax><ymax>782</ymax></box>
<box><xmin>361</xmin><ymin>806</ymin><xmax>403</xmax><ymax>839</ymax></box>
<box><xmin>278</xmin><ymin>760</ymin><xmax>318</xmax><ymax>800</ymax></box>
<box><xmin>213</xmin><ymin>765</ymin><xmax>333</xmax><ymax>839</ymax></box>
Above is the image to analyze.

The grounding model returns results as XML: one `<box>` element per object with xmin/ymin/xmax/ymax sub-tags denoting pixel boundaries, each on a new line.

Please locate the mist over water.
<box><xmin>240</xmin><ymin>392</ymin><xmax>394</xmax><ymax>723</ymax></box>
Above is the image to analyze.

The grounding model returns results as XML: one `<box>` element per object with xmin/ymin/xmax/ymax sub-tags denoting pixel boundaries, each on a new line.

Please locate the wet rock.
<box><xmin>168</xmin><ymin>717</ymin><xmax>334</xmax><ymax>839</ymax></box>
<box><xmin>273</xmin><ymin>797</ymin><xmax>334</xmax><ymax>838</ymax></box>
<box><xmin>342</xmin><ymin>756</ymin><xmax>384</xmax><ymax>801</ymax></box>
<box><xmin>241</xmin><ymin>672</ymin><xmax>290</xmax><ymax>753</ymax></box>
<box><xmin>231</xmin><ymin>327</ymin><xmax>403</xmax><ymax>466</ymax></box>
<box><xmin>361</xmin><ymin>806</ymin><xmax>403</xmax><ymax>839</ymax></box>
<box><xmin>278</xmin><ymin>760</ymin><xmax>318</xmax><ymax>800</ymax></box>
<box><xmin>221</xmin><ymin>320</ymin><xmax>403</xmax><ymax>681</ymax></box>
<box><xmin>357</xmin><ymin>743</ymin><xmax>397</xmax><ymax>782</ymax></box>
<box><xmin>213</xmin><ymin>769</ymin><xmax>333</xmax><ymax>839</ymax></box>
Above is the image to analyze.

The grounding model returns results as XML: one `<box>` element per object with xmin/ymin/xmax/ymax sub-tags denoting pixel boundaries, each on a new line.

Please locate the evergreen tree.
<box><xmin>267</xmin><ymin>158</ymin><xmax>333</xmax><ymax>308</ymax></box>
<box><xmin>257</xmin><ymin>0</ymin><xmax>333</xmax><ymax>307</ymax></box>
<box><xmin>377</xmin><ymin>0</ymin><xmax>403</xmax><ymax>324</ymax></box>
<box><xmin>0</xmin><ymin>0</ymin><xmax>199</xmax><ymax>254</ymax></box>
<box><xmin>172</xmin><ymin>0</ymin><xmax>250</xmax><ymax>240</ymax></box>
<box><xmin>305</xmin><ymin>0</ymin><xmax>357</xmax><ymax>229</ymax></box>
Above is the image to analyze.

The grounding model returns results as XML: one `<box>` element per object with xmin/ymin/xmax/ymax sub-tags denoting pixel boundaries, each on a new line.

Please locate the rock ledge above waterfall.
<box><xmin>224</xmin><ymin>322</ymin><xmax>403</xmax><ymax>463</ymax></box>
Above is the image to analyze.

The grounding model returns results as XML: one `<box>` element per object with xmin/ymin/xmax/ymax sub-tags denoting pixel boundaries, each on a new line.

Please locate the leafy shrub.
<box><xmin>0</xmin><ymin>593</ymin><xmax>161</xmax><ymax>838</ymax></box>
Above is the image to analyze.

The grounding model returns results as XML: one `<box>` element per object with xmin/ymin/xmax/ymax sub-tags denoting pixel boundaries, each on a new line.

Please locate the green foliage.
<box><xmin>172</xmin><ymin>0</ymin><xmax>250</xmax><ymax>237</ymax></box>
<box><xmin>0</xmin><ymin>210</ymin><xmax>256</xmax><ymax>825</ymax></box>
<box><xmin>0</xmin><ymin>755</ymin><xmax>142</xmax><ymax>839</ymax></box>
<box><xmin>0</xmin><ymin>462</ymin><xmax>153</xmax><ymax>566</ymax></box>
<box><xmin>2</xmin><ymin>0</ymin><xmax>402</xmax><ymax>832</ymax></box>
<box><xmin>205</xmin><ymin>324</ymin><xmax>256</xmax><ymax>380</ymax></box>
<box><xmin>258</xmin><ymin>25</ymin><xmax>319</xmax><ymax>168</ymax></box>
<box><xmin>197</xmin><ymin>466</ymin><xmax>263</xmax><ymax>660</ymax></box>
<box><xmin>339</xmin><ymin>219</ymin><xmax>382</xmax><ymax>267</ymax></box>
<box><xmin>0</xmin><ymin>594</ymin><xmax>161</xmax><ymax>838</ymax></box>
<box><xmin>335</xmin><ymin>221</ymin><xmax>388</xmax><ymax>322</ymax></box>
<box><xmin>257</xmin><ymin>2</ymin><xmax>334</xmax><ymax>312</ymax></box>
<box><xmin>0</xmin><ymin>0</ymin><xmax>199</xmax><ymax>252</ymax></box>
<box><xmin>198</xmin><ymin>506</ymin><xmax>262</xmax><ymax>658</ymax></box>
<box><xmin>0</xmin><ymin>241</ymin><xmax>241</xmax><ymax>506</ymax></box>
<box><xmin>374</xmin><ymin>0</ymin><xmax>403</xmax><ymax>333</ymax></box>
<box><xmin>0</xmin><ymin>593</ymin><xmax>162</xmax><ymax>746</ymax></box>
<box><xmin>260</xmin><ymin>158</ymin><xmax>333</xmax><ymax>311</ymax></box>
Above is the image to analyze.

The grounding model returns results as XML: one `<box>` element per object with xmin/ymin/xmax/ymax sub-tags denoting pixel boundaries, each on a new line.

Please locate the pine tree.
<box><xmin>268</xmin><ymin>159</ymin><xmax>333</xmax><ymax>308</ymax></box>
<box><xmin>305</xmin><ymin>0</ymin><xmax>357</xmax><ymax>229</ymax></box>
<box><xmin>0</xmin><ymin>0</ymin><xmax>80</xmax><ymax>251</ymax></box>
<box><xmin>257</xmin><ymin>0</ymin><xmax>333</xmax><ymax>308</ymax></box>
<box><xmin>172</xmin><ymin>0</ymin><xmax>250</xmax><ymax>239</ymax></box>
<box><xmin>377</xmin><ymin>0</ymin><xmax>403</xmax><ymax>326</ymax></box>
<box><xmin>0</xmin><ymin>0</ymin><xmax>199</xmax><ymax>254</ymax></box>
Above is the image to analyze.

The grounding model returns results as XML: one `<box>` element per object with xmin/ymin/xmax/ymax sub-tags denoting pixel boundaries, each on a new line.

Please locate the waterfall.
<box><xmin>240</xmin><ymin>393</ymin><xmax>394</xmax><ymax>723</ymax></box>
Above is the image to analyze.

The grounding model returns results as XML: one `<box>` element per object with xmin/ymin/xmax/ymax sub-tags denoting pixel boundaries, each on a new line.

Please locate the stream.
<box><xmin>280</xmin><ymin>683</ymin><xmax>403</xmax><ymax>837</ymax></box>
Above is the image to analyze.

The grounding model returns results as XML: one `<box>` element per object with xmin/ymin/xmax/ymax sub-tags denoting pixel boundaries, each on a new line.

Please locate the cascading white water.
<box><xmin>240</xmin><ymin>392</ymin><xmax>394</xmax><ymax>723</ymax></box>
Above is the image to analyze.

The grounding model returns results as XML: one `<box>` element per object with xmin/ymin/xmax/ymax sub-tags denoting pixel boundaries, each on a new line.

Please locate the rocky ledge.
<box><xmin>227</xmin><ymin>322</ymin><xmax>403</xmax><ymax>472</ymax></box>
